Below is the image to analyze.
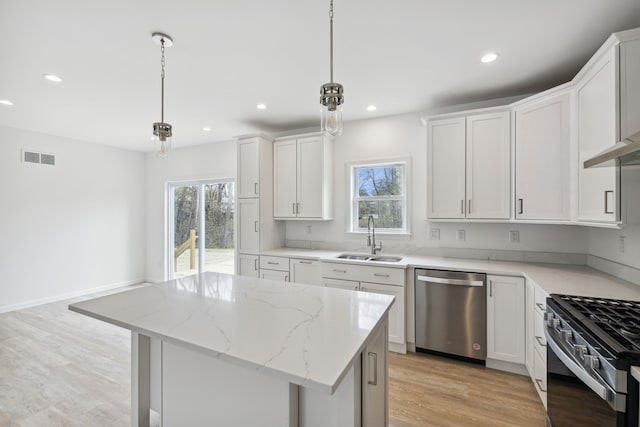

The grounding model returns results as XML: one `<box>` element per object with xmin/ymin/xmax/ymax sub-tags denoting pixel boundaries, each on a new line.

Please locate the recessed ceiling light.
<box><xmin>366</xmin><ymin>105</ymin><xmax>377</xmax><ymax>112</ymax></box>
<box><xmin>203</xmin><ymin>127</ymin><xmax>212</xmax><ymax>132</ymax></box>
<box><xmin>256</xmin><ymin>103</ymin><xmax>267</xmax><ymax>110</ymax></box>
<box><xmin>43</xmin><ymin>74</ymin><xmax>63</xmax><ymax>82</ymax></box>
<box><xmin>481</xmin><ymin>52</ymin><xmax>499</xmax><ymax>63</ymax></box>
<box><xmin>0</xmin><ymin>99</ymin><xmax>13</xmax><ymax>106</ymax></box>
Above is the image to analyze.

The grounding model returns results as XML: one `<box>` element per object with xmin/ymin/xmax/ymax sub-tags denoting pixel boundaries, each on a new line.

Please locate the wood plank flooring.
<box><xmin>1</xmin><ymin>287</ymin><xmax>547</xmax><ymax>426</ymax></box>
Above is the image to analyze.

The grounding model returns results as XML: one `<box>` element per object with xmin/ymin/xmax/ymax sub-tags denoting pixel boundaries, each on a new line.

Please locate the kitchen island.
<box><xmin>69</xmin><ymin>272</ymin><xmax>393</xmax><ymax>427</ymax></box>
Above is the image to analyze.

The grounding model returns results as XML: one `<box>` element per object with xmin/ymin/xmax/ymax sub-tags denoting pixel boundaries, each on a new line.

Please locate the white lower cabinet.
<box><xmin>529</xmin><ymin>282</ymin><xmax>549</xmax><ymax>409</ymax></box>
<box><xmin>237</xmin><ymin>254</ymin><xmax>259</xmax><ymax>278</ymax></box>
<box><xmin>362</xmin><ymin>322</ymin><xmax>388</xmax><ymax>427</ymax></box>
<box><xmin>322</xmin><ymin>261</ymin><xmax>406</xmax><ymax>353</ymax></box>
<box><xmin>487</xmin><ymin>275</ymin><xmax>525</xmax><ymax>365</ymax></box>
<box><xmin>259</xmin><ymin>256</ymin><xmax>290</xmax><ymax>282</ymax></box>
<box><xmin>290</xmin><ymin>258</ymin><xmax>321</xmax><ymax>286</ymax></box>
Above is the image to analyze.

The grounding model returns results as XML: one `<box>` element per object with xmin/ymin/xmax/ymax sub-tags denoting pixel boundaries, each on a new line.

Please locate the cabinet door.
<box><xmin>360</xmin><ymin>282</ymin><xmax>405</xmax><ymax>346</ymax></box>
<box><xmin>237</xmin><ymin>254</ymin><xmax>259</xmax><ymax>278</ymax></box>
<box><xmin>260</xmin><ymin>269</ymin><xmax>289</xmax><ymax>282</ymax></box>
<box><xmin>291</xmin><ymin>259</ymin><xmax>321</xmax><ymax>286</ymax></box>
<box><xmin>515</xmin><ymin>93</ymin><xmax>571</xmax><ymax>220</ymax></box>
<box><xmin>323</xmin><ymin>278</ymin><xmax>359</xmax><ymax>291</ymax></box>
<box><xmin>486</xmin><ymin>275</ymin><xmax>525</xmax><ymax>364</ymax></box>
<box><xmin>577</xmin><ymin>46</ymin><xmax>620</xmax><ymax>223</ymax></box>
<box><xmin>297</xmin><ymin>137</ymin><xmax>324</xmax><ymax>218</ymax></box>
<box><xmin>273</xmin><ymin>140</ymin><xmax>298</xmax><ymax>218</ymax></box>
<box><xmin>466</xmin><ymin>112</ymin><xmax>511</xmax><ymax>219</ymax></box>
<box><xmin>237</xmin><ymin>198</ymin><xmax>259</xmax><ymax>254</ymax></box>
<box><xmin>427</xmin><ymin>117</ymin><xmax>466</xmax><ymax>219</ymax></box>
<box><xmin>237</xmin><ymin>139</ymin><xmax>260</xmax><ymax>198</ymax></box>
<box><xmin>362</xmin><ymin>321</ymin><xmax>388</xmax><ymax>427</ymax></box>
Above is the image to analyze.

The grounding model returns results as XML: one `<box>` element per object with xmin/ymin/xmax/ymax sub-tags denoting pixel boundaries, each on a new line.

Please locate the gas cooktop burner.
<box><xmin>555</xmin><ymin>294</ymin><xmax>640</xmax><ymax>356</ymax></box>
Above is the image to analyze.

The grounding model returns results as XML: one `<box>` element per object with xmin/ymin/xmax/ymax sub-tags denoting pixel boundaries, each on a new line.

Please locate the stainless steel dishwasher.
<box><xmin>415</xmin><ymin>269</ymin><xmax>486</xmax><ymax>362</ymax></box>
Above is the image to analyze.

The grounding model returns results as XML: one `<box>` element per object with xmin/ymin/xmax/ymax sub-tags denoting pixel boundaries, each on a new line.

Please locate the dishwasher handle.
<box><xmin>416</xmin><ymin>275</ymin><xmax>484</xmax><ymax>287</ymax></box>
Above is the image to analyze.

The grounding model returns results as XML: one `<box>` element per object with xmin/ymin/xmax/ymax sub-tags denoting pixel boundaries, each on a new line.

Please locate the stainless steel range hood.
<box><xmin>584</xmin><ymin>130</ymin><xmax>640</xmax><ymax>168</ymax></box>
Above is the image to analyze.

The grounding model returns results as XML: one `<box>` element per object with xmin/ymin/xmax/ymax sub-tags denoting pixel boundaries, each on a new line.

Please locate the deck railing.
<box><xmin>175</xmin><ymin>229</ymin><xmax>197</xmax><ymax>269</ymax></box>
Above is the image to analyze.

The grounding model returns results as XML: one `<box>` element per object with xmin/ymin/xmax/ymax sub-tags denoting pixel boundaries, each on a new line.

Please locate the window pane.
<box><xmin>357</xmin><ymin>200</ymin><xmax>403</xmax><ymax>229</ymax></box>
<box><xmin>357</xmin><ymin>165</ymin><xmax>403</xmax><ymax>197</ymax></box>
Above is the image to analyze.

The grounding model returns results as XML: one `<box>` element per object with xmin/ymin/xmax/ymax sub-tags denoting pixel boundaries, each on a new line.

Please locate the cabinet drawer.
<box><xmin>533</xmin><ymin>346</ymin><xmax>548</xmax><ymax>408</ymax></box>
<box><xmin>534</xmin><ymin>284</ymin><xmax>548</xmax><ymax>315</ymax></box>
<box><xmin>323</xmin><ymin>278</ymin><xmax>359</xmax><ymax>291</ymax></box>
<box><xmin>534</xmin><ymin>311</ymin><xmax>547</xmax><ymax>362</ymax></box>
<box><xmin>321</xmin><ymin>262</ymin><xmax>405</xmax><ymax>286</ymax></box>
<box><xmin>260</xmin><ymin>256</ymin><xmax>290</xmax><ymax>272</ymax></box>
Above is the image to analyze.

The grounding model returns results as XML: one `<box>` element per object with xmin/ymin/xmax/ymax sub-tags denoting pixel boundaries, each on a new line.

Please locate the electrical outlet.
<box><xmin>509</xmin><ymin>230</ymin><xmax>520</xmax><ymax>244</ymax></box>
<box><xmin>306</xmin><ymin>225</ymin><xmax>312</xmax><ymax>235</ymax></box>
<box><xmin>619</xmin><ymin>236</ymin><xmax>626</xmax><ymax>253</ymax></box>
<box><xmin>456</xmin><ymin>229</ymin><xmax>466</xmax><ymax>242</ymax></box>
<box><xmin>430</xmin><ymin>228</ymin><xmax>440</xmax><ymax>240</ymax></box>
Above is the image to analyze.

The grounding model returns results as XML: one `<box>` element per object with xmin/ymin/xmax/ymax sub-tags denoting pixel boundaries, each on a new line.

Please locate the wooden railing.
<box><xmin>175</xmin><ymin>229</ymin><xmax>197</xmax><ymax>269</ymax></box>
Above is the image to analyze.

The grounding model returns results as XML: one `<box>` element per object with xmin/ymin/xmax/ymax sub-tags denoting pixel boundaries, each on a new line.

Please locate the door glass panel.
<box><xmin>203</xmin><ymin>182</ymin><xmax>235</xmax><ymax>274</ymax></box>
<box><xmin>172</xmin><ymin>185</ymin><xmax>200</xmax><ymax>278</ymax></box>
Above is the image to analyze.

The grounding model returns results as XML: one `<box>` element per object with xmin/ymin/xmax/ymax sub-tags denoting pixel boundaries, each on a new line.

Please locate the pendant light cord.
<box><xmin>329</xmin><ymin>0</ymin><xmax>334</xmax><ymax>83</ymax></box>
<box><xmin>160</xmin><ymin>38</ymin><xmax>166</xmax><ymax>123</ymax></box>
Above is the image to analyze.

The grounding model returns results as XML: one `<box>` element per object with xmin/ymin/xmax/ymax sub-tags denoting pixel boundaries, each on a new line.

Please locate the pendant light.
<box><xmin>151</xmin><ymin>32</ymin><xmax>173</xmax><ymax>157</ymax></box>
<box><xmin>319</xmin><ymin>0</ymin><xmax>344</xmax><ymax>137</ymax></box>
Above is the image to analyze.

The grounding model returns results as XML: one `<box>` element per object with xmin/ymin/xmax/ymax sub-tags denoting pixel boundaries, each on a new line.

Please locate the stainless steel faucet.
<box><xmin>367</xmin><ymin>215</ymin><xmax>382</xmax><ymax>255</ymax></box>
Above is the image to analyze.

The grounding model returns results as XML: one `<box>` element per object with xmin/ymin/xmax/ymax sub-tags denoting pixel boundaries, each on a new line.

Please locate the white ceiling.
<box><xmin>1</xmin><ymin>1</ymin><xmax>639</xmax><ymax>152</ymax></box>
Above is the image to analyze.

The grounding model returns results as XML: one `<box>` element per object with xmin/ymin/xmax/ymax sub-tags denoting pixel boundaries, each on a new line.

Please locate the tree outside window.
<box><xmin>352</xmin><ymin>161</ymin><xmax>407</xmax><ymax>232</ymax></box>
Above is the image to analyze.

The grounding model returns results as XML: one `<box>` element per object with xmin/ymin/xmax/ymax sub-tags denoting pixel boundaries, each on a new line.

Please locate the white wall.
<box><xmin>285</xmin><ymin>113</ymin><xmax>590</xmax><ymax>258</ymax></box>
<box><xmin>588</xmin><ymin>166</ymin><xmax>640</xmax><ymax>269</ymax></box>
<box><xmin>145</xmin><ymin>141</ymin><xmax>237</xmax><ymax>282</ymax></box>
<box><xmin>0</xmin><ymin>126</ymin><xmax>146</xmax><ymax>312</ymax></box>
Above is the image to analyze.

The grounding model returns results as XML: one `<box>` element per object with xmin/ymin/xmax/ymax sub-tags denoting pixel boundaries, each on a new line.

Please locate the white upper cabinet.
<box><xmin>237</xmin><ymin>139</ymin><xmax>260</xmax><ymax>198</ymax></box>
<box><xmin>273</xmin><ymin>133</ymin><xmax>333</xmax><ymax>220</ymax></box>
<box><xmin>427</xmin><ymin>117</ymin><xmax>466</xmax><ymax>219</ymax></box>
<box><xmin>575</xmin><ymin>45</ymin><xmax>620</xmax><ymax>223</ymax></box>
<box><xmin>427</xmin><ymin>110</ymin><xmax>510</xmax><ymax>220</ymax></box>
<box><xmin>514</xmin><ymin>90</ymin><xmax>571</xmax><ymax>221</ymax></box>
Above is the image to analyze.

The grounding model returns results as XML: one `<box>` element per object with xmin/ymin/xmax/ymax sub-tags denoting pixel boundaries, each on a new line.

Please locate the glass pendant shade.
<box><xmin>322</xmin><ymin>105</ymin><xmax>343</xmax><ymax>136</ymax></box>
<box><xmin>152</xmin><ymin>121</ymin><xmax>172</xmax><ymax>158</ymax></box>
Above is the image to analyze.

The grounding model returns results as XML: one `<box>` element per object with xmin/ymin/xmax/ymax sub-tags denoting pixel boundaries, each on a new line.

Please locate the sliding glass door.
<box><xmin>168</xmin><ymin>179</ymin><xmax>235</xmax><ymax>279</ymax></box>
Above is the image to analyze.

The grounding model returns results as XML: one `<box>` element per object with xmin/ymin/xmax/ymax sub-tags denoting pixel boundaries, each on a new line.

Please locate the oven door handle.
<box><xmin>545</xmin><ymin>329</ymin><xmax>612</xmax><ymax>401</ymax></box>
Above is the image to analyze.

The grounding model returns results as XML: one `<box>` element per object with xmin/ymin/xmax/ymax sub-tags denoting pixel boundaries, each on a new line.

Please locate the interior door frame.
<box><xmin>167</xmin><ymin>178</ymin><xmax>235</xmax><ymax>280</ymax></box>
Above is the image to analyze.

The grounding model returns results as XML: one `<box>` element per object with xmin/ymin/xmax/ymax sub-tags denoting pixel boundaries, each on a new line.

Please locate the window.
<box><xmin>351</xmin><ymin>160</ymin><xmax>408</xmax><ymax>233</ymax></box>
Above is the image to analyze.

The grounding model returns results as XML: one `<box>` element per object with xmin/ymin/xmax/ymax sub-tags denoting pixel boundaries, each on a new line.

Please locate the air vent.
<box><xmin>22</xmin><ymin>150</ymin><xmax>55</xmax><ymax>166</ymax></box>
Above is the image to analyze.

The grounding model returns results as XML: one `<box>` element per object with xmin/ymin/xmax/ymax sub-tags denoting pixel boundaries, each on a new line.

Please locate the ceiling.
<box><xmin>1</xmin><ymin>1</ymin><xmax>639</xmax><ymax>152</ymax></box>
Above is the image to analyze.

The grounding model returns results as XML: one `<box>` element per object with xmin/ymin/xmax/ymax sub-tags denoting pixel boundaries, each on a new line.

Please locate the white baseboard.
<box><xmin>0</xmin><ymin>278</ymin><xmax>145</xmax><ymax>314</ymax></box>
<box><xmin>485</xmin><ymin>359</ymin><xmax>528</xmax><ymax>376</ymax></box>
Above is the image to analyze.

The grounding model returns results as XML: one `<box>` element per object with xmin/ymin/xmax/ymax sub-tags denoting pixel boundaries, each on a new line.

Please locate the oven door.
<box><xmin>545</xmin><ymin>329</ymin><xmax>626</xmax><ymax>426</ymax></box>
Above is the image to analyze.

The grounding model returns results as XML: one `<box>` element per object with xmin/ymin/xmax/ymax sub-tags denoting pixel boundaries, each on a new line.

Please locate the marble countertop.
<box><xmin>261</xmin><ymin>248</ymin><xmax>640</xmax><ymax>300</ymax></box>
<box><xmin>69</xmin><ymin>272</ymin><xmax>394</xmax><ymax>394</ymax></box>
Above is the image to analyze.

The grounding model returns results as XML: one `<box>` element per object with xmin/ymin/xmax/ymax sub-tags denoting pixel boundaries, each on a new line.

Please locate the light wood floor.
<box><xmin>1</xmin><ymin>287</ymin><xmax>547</xmax><ymax>426</ymax></box>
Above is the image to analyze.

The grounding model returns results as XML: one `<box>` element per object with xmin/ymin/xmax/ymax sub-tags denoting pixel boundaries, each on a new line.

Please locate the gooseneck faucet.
<box><xmin>367</xmin><ymin>215</ymin><xmax>382</xmax><ymax>255</ymax></box>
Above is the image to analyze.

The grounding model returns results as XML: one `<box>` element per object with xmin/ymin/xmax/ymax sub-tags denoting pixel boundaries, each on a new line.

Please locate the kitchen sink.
<box><xmin>336</xmin><ymin>254</ymin><xmax>403</xmax><ymax>262</ymax></box>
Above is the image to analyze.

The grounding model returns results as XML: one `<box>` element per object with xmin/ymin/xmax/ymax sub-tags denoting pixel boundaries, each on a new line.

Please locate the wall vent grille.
<box><xmin>22</xmin><ymin>150</ymin><xmax>55</xmax><ymax>166</ymax></box>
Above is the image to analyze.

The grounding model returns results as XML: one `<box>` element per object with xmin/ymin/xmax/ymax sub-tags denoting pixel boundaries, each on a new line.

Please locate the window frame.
<box><xmin>349</xmin><ymin>159</ymin><xmax>409</xmax><ymax>234</ymax></box>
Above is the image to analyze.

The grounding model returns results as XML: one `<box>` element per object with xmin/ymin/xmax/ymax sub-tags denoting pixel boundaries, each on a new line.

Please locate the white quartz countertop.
<box><xmin>261</xmin><ymin>248</ymin><xmax>640</xmax><ymax>300</ymax></box>
<box><xmin>69</xmin><ymin>272</ymin><xmax>394</xmax><ymax>394</ymax></box>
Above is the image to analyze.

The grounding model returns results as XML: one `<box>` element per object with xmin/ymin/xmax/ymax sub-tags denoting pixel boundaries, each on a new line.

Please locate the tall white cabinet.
<box><xmin>427</xmin><ymin>110</ymin><xmax>510</xmax><ymax>220</ymax></box>
<box><xmin>513</xmin><ymin>89</ymin><xmax>571</xmax><ymax>221</ymax></box>
<box><xmin>273</xmin><ymin>133</ymin><xmax>333</xmax><ymax>220</ymax></box>
<box><xmin>235</xmin><ymin>136</ymin><xmax>284</xmax><ymax>277</ymax></box>
<box><xmin>486</xmin><ymin>275</ymin><xmax>525</xmax><ymax>366</ymax></box>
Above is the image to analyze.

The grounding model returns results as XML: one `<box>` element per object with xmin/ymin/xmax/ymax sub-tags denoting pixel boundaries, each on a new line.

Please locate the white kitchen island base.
<box><xmin>69</xmin><ymin>273</ymin><xmax>392</xmax><ymax>427</ymax></box>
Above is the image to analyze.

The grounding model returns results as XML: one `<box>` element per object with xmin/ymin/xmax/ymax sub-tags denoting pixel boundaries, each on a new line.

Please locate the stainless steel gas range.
<box><xmin>545</xmin><ymin>294</ymin><xmax>640</xmax><ymax>427</ymax></box>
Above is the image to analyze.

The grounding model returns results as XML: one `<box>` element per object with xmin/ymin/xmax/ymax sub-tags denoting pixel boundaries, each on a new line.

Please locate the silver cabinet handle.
<box><xmin>254</xmin><ymin>182</ymin><xmax>259</xmax><ymax>195</ymax></box>
<box><xmin>535</xmin><ymin>378</ymin><xmax>546</xmax><ymax>393</ymax></box>
<box><xmin>489</xmin><ymin>280</ymin><xmax>493</xmax><ymax>297</ymax></box>
<box><xmin>292</xmin><ymin>203</ymin><xmax>296</xmax><ymax>214</ymax></box>
<box><xmin>333</xmin><ymin>269</ymin><xmax>347</xmax><ymax>273</ymax></box>
<box><xmin>468</xmin><ymin>199</ymin><xmax>471</xmax><ymax>214</ymax></box>
<box><xmin>417</xmin><ymin>275</ymin><xmax>484</xmax><ymax>287</ymax></box>
<box><xmin>267</xmin><ymin>261</ymin><xmax>280</xmax><ymax>265</ymax></box>
<box><xmin>368</xmin><ymin>352</ymin><xmax>378</xmax><ymax>385</ymax></box>
<box><xmin>254</xmin><ymin>221</ymin><xmax>258</xmax><ymax>232</ymax></box>
<box><xmin>461</xmin><ymin>200</ymin><xmax>464</xmax><ymax>215</ymax></box>
<box><xmin>296</xmin><ymin>202</ymin><xmax>300</xmax><ymax>214</ymax></box>
<box><xmin>518</xmin><ymin>198</ymin><xmax>524</xmax><ymax>215</ymax></box>
<box><xmin>374</xmin><ymin>273</ymin><xmax>389</xmax><ymax>278</ymax></box>
<box><xmin>604</xmin><ymin>190</ymin><xmax>614</xmax><ymax>214</ymax></box>
<box><xmin>298</xmin><ymin>260</ymin><xmax>312</xmax><ymax>264</ymax></box>
<box><xmin>535</xmin><ymin>302</ymin><xmax>545</xmax><ymax>311</ymax></box>
<box><xmin>354</xmin><ymin>285</ymin><xmax>359</xmax><ymax>290</ymax></box>
<box><xmin>254</xmin><ymin>258</ymin><xmax>258</xmax><ymax>271</ymax></box>
<box><xmin>535</xmin><ymin>336</ymin><xmax>546</xmax><ymax>347</ymax></box>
